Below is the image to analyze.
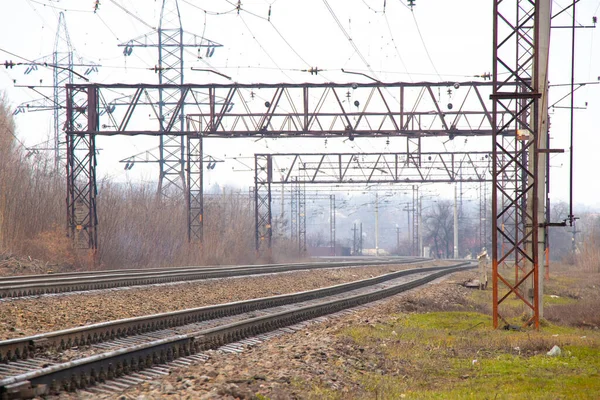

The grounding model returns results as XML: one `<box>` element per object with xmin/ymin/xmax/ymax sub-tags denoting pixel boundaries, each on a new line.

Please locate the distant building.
<box><xmin>308</xmin><ymin>246</ymin><xmax>351</xmax><ymax>257</ymax></box>
<box><xmin>361</xmin><ymin>248</ymin><xmax>390</xmax><ymax>256</ymax></box>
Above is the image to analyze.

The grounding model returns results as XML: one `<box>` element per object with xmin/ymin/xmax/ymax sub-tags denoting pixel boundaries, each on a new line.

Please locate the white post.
<box><xmin>418</xmin><ymin>198</ymin><xmax>423</xmax><ymax>257</ymax></box>
<box><xmin>375</xmin><ymin>192</ymin><xmax>379</xmax><ymax>257</ymax></box>
<box><xmin>454</xmin><ymin>183</ymin><xmax>459</xmax><ymax>258</ymax></box>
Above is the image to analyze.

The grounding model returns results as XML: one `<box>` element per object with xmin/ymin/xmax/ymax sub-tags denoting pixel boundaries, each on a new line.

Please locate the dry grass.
<box><xmin>543</xmin><ymin>263</ymin><xmax>600</xmax><ymax>329</ymax></box>
<box><xmin>577</xmin><ymin>222</ymin><xmax>600</xmax><ymax>273</ymax></box>
<box><xmin>311</xmin><ymin>264</ymin><xmax>600</xmax><ymax>399</ymax></box>
<box><xmin>0</xmin><ymin>95</ymin><xmax>299</xmax><ymax>272</ymax></box>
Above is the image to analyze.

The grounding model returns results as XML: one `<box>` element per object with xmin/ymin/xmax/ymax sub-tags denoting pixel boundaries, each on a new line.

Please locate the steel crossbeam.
<box><xmin>263</xmin><ymin>152</ymin><xmax>492</xmax><ymax>184</ymax></box>
<box><xmin>66</xmin><ymin>81</ymin><xmax>503</xmax><ymax>250</ymax></box>
<box><xmin>67</xmin><ymin>81</ymin><xmax>505</xmax><ymax>137</ymax></box>
<box><xmin>253</xmin><ymin>151</ymin><xmax>492</xmax><ymax>253</ymax></box>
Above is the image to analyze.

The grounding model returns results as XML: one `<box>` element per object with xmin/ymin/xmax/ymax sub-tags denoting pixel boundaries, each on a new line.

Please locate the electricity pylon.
<box><xmin>119</xmin><ymin>0</ymin><xmax>222</xmax><ymax>199</ymax></box>
<box><xmin>13</xmin><ymin>12</ymin><xmax>99</xmax><ymax>171</ymax></box>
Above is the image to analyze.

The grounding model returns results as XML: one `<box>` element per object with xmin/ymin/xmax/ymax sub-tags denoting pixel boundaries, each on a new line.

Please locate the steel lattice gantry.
<box><xmin>491</xmin><ymin>0</ymin><xmax>552</xmax><ymax>329</ymax></box>
<box><xmin>252</xmin><ymin>151</ymin><xmax>493</xmax><ymax>252</ymax></box>
<box><xmin>65</xmin><ymin>80</ymin><xmax>507</xmax><ymax>251</ymax></box>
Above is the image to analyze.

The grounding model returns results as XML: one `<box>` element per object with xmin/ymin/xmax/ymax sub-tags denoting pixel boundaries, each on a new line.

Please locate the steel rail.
<box><xmin>0</xmin><ymin>263</ymin><xmax>473</xmax><ymax>397</ymax></box>
<box><xmin>0</xmin><ymin>263</ymin><xmax>446</xmax><ymax>362</ymax></box>
<box><xmin>0</xmin><ymin>258</ymin><xmax>427</xmax><ymax>299</ymax></box>
<box><xmin>0</xmin><ymin>257</ymin><xmax>420</xmax><ymax>283</ymax></box>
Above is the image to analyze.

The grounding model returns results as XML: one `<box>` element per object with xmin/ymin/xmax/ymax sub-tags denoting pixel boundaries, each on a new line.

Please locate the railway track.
<box><xmin>0</xmin><ymin>257</ymin><xmax>426</xmax><ymax>300</ymax></box>
<box><xmin>0</xmin><ymin>262</ymin><xmax>473</xmax><ymax>398</ymax></box>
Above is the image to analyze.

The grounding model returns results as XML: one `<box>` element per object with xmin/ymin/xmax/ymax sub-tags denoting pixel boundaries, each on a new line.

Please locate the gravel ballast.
<box><xmin>65</xmin><ymin>270</ymin><xmax>477</xmax><ymax>400</ymax></box>
<box><xmin>0</xmin><ymin>262</ymin><xmax>445</xmax><ymax>340</ymax></box>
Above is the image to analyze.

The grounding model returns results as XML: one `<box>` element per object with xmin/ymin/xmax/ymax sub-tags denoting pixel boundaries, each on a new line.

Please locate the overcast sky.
<box><xmin>1</xmin><ymin>0</ymin><xmax>599</xmax><ymax>209</ymax></box>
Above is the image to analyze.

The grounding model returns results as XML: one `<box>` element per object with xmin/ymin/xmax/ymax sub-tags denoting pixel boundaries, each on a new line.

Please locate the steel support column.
<box><xmin>298</xmin><ymin>183</ymin><xmax>307</xmax><ymax>255</ymax></box>
<box><xmin>254</xmin><ymin>155</ymin><xmax>272</xmax><ymax>254</ymax></box>
<box><xmin>492</xmin><ymin>0</ymin><xmax>550</xmax><ymax>329</ymax></box>
<box><xmin>66</xmin><ymin>86</ymin><xmax>98</xmax><ymax>250</ymax></box>
<box><xmin>412</xmin><ymin>185</ymin><xmax>419</xmax><ymax>256</ymax></box>
<box><xmin>290</xmin><ymin>178</ymin><xmax>298</xmax><ymax>242</ymax></box>
<box><xmin>186</xmin><ymin>132</ymin><xmax>203</xmax><ymax>242</ymax></box>
<box><xmin>329</xmin><ymin>194</ymin><xmax>336</xmax><ymax>256</ymax></box>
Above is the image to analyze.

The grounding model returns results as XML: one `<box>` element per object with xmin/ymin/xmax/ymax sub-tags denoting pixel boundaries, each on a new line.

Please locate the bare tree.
<box><xmin>423</xmin><ymin>201</ymin><xmax>454</xmax><ymax>258</ymax></box>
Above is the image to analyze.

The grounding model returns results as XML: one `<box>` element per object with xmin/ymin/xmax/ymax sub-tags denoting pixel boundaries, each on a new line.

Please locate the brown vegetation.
<box><xmin>0</xmin><ymin>94</ymin><xmax>299</xmax><ymax>273</ymax></box>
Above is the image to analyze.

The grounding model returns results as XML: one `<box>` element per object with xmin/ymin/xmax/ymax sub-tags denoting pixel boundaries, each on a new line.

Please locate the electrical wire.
<box><xmin>322</xmin><ymin>0</ymin><xmax>379</xmax><ymax>80</ymax></box>
<box><xmin>384</xmin><ymin>12</ymin><xmax>413</xmax><ymax>82</ymax></box>
<box><xmin>223</xmin><ymin>0</ymin><xmax>270</xmax><ymax>21</ymax></box>
<box><xmin>27</xmin><ymin>0</ymin><xmax>95</xmax><ymax>13</ymax></box>
<box><xmin>410</xmin><ymin>12</ymin><xmax>442</xmax><ymax>80</ymax></box>
<box><xmin>238</xmin><ymin>14</ymin><xmax>295</xmax><ymax>82</ymax></box>
<box><xmin>107</xmin><ymin>0</ymin><xmax>155</xmax><ymax>31</ymax></box>
<box><xmin>179</xmin><ymin>0</ymin><xmax>238</xmax><ymax>16</ymax></box>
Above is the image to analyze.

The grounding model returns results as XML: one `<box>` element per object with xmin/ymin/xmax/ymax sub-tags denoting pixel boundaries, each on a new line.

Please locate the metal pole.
<box><xmin>406</xmin><ymin>202</ymin><xmax>410</xmax><ymax>242</ymax></box>
<box><xmin>454</xmin><ymin>183</ymin><xmax>459</xmax><ymax>258</ymax></box>
<box><xmin>418</xmin><ymin>198</ymin><xmax>423</xmax><ymax>257</ymax></box>
<box><xmin>332</xmin><ymin>194</ymin><xmax>336</xmax><ymax>257</ymax></box>
<box><xmin>375</xmin><ymin>193</ymin><xmax>379</xmax><ymax>257</ymax></box>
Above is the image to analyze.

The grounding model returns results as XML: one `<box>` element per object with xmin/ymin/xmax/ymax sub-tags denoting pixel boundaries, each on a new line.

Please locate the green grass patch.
<box><xmin>329</xmin><ymin>311</ymin><xmax>600</xmax><ymax>399</ymax></box>
<box><xmin>544</xmin><ymin>294</ymin><xmax>577</xmax><ymax>305</ymax></box>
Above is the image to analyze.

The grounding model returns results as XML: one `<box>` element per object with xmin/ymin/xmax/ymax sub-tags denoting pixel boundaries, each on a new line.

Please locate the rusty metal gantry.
<box><xmin>65</xmin><ymin>81</ymin><xmax>505</xmax><ymax>250</ymax></box>
<box><xmin>491</xmin><ymin>0</ymin><xmax>551</xmax><ymax>329</ymax></box>
<box><xmin>253</xmin><ymin>151</ymin><xmax>492</xmax><ymax>252</ymax></box>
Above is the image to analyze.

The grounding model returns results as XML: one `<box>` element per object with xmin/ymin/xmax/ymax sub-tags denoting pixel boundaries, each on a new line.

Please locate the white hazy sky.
<box><xmin>1</xmin><ymin>0</ymin><xmax>599</xmax><ymax>209</ymax></box>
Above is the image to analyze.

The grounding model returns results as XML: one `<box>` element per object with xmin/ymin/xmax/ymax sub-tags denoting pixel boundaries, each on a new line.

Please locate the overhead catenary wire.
<box><xmin>383</xmin><ymin>12</ymin><xmax>413</xmax><ymax>82</ymax></box>
<box><xmin>322</xmin><ymin>0</ymin><xmax>380</xmax><ymax>81</ymax></box>
<box><xmin>238</xmin><ymin>14</ymin><xmax>296</xmax><ymax>82</ymax></box>
<box><xmin>107</xmin><ymin>0</ymin><xmax>156</xmax><ymax>30</ymax></box>
<box><xmin>410</xmin><ymin>12</ymin><xmax>442</xmax><ymax>80</ymax></box>
<box><xmin>179</xmin><ymin>0</ymin><xmax>238</xmax><ymax>16</ymax></box>
<box><xmin>27</xmin><ymin>0</ymin><xmax>95</xmax><ymax>14</ymax></box>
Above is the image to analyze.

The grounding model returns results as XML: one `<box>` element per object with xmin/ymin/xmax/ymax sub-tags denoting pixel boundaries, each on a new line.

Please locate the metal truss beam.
<box><xmin>262</xmin><ymin>152</ymin><xmax>492</xmax><ymax>184</ymax></box>
<box><xmin>63</xmin><ymin>79</ymin><xmax>502</xmax><ymax>251</ymax></box>
<box><xmin>253</xmin><ymin>150</ymin><xmax>491</xmax><ymax>254</ymax></box>
<box><xmin>68</xmin><ymin>81</ymin><xmax>508</xmax><ymax>137</ymax></box>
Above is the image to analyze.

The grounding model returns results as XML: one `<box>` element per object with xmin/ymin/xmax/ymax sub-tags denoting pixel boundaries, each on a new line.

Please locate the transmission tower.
<box><xmin>52</xmin><ymin>13</ymin><xmax>73</xmax><ymax>171</ymax></box>
<box><xmin>12</xmin><ymin>12</ymin><xmax>98</xmax><ymax>171</ymax></box>
<box><xmin>119</xmin><ymin>0</ymin><xmax>222</xmax><ymax>198</ymax></box>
